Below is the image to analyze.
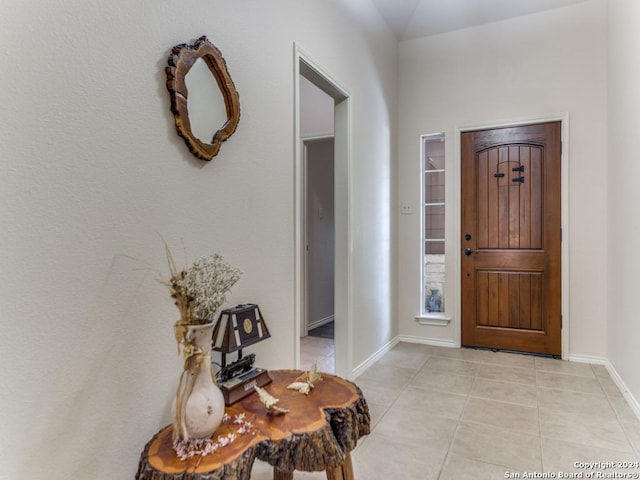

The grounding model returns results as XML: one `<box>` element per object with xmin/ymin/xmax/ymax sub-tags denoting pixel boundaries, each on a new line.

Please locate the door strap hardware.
<box><xmin>512</xmin><ymin>165</ymin><xmax>525</xmax><ymax>172</ymax></box>
<box><xmin>512</xmin><ymin>176</ymin><xmax>525</xmax><ymax>183</ymax></box>
<box><xmin>493</xmin><ymin>173</ymin><xmax>505</xmax><ymax>178</ymax></box>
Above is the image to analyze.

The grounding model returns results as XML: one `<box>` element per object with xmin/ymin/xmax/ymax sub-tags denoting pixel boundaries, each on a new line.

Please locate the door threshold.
<box><xmin>463</xmin><ymin>345</ymin><xmax>561</xmax><ymax>360</ymax></box>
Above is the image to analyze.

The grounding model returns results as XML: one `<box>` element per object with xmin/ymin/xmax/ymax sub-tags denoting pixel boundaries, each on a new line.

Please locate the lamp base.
<box><xmin>218</xmin><ymin>367</ymin><xmax>272</xmax><ymax>405</ymax></box>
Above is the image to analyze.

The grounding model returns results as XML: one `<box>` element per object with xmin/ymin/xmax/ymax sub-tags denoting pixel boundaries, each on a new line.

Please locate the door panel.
<box><xmin>475</xmin><ymin>271</ymin><xmax>543</xmax><ymax>330</ymax></box>
<box><xmin>461</xmin><ymin>122</ymin><xmax>561</xmax><ymax>355</ymax></box>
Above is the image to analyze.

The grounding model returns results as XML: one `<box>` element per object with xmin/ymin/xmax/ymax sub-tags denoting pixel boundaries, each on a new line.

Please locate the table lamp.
<box><xmin>212</xmin><ymin>304</ymin><xmax>272</xmax><ymax>404</ymax></box>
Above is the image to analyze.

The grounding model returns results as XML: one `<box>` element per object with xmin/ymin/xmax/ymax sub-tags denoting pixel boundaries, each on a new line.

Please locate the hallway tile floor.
<box><xmin>251</xmin><ymin>341</ymin><xmax>640</xmax><ymax>479</ymax></box>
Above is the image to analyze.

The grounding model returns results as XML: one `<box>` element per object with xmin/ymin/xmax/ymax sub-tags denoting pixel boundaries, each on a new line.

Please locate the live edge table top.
<box><xmin>136</xmin><ymin>370</ymin><xmax>370</xmax><ymax>480</ymax></box>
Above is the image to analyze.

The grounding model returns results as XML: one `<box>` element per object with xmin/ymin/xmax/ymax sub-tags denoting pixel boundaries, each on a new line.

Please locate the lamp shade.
<box><xmin>212</xmin><ymin>304</ymin><xmax>270</xmax><ymax>353</ymax></box>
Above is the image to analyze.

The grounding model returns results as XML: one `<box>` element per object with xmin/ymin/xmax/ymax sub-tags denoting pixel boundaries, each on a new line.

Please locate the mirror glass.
<box><xmin>185</xmin><ymin>58</ymin><xmax>228</xmax><ymax>143</ymax></box>
<box><xmin>166</xmin><ymin>36</ymin><xmax>240</xmax><ymax>161</ymax></box>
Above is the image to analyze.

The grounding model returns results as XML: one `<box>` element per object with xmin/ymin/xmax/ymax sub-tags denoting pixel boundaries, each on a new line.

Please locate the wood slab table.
<box><xmin>136</xmin><ymin>370</ymin><xmax>370</xmax><ymax>480</ymax></box>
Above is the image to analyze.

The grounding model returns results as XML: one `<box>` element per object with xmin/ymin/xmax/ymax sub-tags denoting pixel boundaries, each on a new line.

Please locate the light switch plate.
<box><xmin>400</xmin><ymin>201</ymin><xmax>413</xmax><ymax>215</ymax></box>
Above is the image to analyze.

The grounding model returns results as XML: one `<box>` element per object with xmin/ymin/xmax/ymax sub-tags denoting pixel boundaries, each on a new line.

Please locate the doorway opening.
<box><xmin>303</xmin><ymin>136</ymin><xmax>335</xmax><ymax>373</ymax></box>
<box><xmin>295</xmin><ymin>47</ymin><xmax>351</xmax><ymax>378</ymax></box>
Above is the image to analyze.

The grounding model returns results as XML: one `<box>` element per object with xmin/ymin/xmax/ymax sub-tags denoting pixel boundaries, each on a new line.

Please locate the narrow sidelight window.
<box><xmin>422</xmin><ymin>133</ymin><xmax>445</xmax><ymax>314</ymax></box>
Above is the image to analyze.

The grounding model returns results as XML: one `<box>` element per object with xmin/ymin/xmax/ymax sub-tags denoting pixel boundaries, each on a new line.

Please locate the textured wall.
<box><xmin>0</xmin><ymin>1</ymin><xmax>397</xmax><ymax>478</ymax></box>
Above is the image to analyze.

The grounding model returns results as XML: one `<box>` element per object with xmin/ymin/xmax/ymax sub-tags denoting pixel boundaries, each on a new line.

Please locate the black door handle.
<box><xmin>464</xmin><ymin>247</ymin><xmax>473</xmax><ymax>256</ymax></box>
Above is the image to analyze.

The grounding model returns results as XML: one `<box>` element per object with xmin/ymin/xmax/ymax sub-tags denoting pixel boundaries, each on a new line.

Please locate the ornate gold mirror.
<box><xmin>166</xmin><ymin>36</ymin><xmax>240</xmax><ymax>161</ymax></box>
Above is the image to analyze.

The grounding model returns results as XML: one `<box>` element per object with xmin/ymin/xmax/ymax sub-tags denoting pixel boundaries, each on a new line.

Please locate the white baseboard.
<box><xmin>399</xmin><ymin>334</ymin><xmax>458</xmax><ymax>348</ymax></box>
<box><xmin>307</xmin><ymin>315</ymin><xmax>334</xmax><ymax>331</ymax></box>
<box><xmin>351</xmin><ymin>335</ymin><xmax>456</xmax><ymax>378</ymax></box>
<box><xmin>352</xmin><ymin>336</ymin><xmax>400</xmax><ymax>378</ymax></box>
<box><xmin>566</xmin><ymin>353</ymin><xmax>608</xmax><ymax>365</ymax></box>
<box><xmin>604</xmin><ymin>361</ymin><xmax>640</xmax><ymax>422</ymax></box>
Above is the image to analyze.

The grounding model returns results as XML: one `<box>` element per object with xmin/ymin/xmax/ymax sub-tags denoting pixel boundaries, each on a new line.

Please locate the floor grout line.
<box><xmin>436</xmin><ymin>366</ymin><xmax>480</xmax><ymax>480</ymax></box>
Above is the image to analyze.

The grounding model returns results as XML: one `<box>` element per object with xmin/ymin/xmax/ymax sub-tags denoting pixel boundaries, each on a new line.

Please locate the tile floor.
<box><xmin>299</xmin><ymin>335</ymin><xmax>336</xmax><ymax>376</ymax></box>
<box><xmin>251</xmin><ymin>340</ymin><xmax>640</xmax><ymax>479</ymax></box>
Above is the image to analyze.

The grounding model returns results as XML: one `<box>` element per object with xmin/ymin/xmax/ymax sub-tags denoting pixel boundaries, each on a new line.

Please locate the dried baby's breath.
<box><xmin>179</xmin><ymin>254</ymin><xmax>242</xmax><ymax>322</ymax></box>
<box><xmin>164</xmin><ymin>245</ymin><xmax>242</xmax><ymax>344</ymax></box>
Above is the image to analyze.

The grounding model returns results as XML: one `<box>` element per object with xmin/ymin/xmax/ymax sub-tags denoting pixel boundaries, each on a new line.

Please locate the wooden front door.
<box><xmin>461</xmin><ymin>122</ymin><xmax>561</xmax><ymax>356</ymax></box>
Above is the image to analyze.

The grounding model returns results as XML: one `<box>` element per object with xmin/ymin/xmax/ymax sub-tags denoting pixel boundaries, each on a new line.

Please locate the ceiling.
<box><xmin>370</xmin><ymin>0</ymin><xmax>590</xmax><ymax>41</ymax></box>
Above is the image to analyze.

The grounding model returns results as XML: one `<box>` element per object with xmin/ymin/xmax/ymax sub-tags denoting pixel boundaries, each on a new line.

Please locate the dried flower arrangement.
<box><xmin>164</xmin><ymin>245</ymin><xmax>242</xmax><ymax>350</ymax></box>
<box><xmin>162</xmin><ymin>245</ymin><xmax>243</xmax><ymax>445</ymax></box>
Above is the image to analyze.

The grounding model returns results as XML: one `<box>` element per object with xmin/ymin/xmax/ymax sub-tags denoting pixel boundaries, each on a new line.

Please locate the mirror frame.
<box><xmin>165</xmin><ymin>36</ymin><xmax>240</xmax><ymax>161</ymax></box>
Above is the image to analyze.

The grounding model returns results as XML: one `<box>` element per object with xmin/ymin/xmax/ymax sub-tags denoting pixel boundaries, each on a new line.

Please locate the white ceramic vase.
<box><xmin>172</xmin><ymin>322</ymin><xmax>225</xmax><ymax>442</ymax></box>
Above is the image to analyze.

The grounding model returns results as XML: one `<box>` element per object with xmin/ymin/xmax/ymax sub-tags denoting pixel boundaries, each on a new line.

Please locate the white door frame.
<box><xmin>454</xmin><ymin>114</ymin><xmax>570</xmax><ymax>359</ymax></box>
<box><xmin>294</xmin><ymin>45</ymin><xmax>352</xmax><ymax>378</ymax></box>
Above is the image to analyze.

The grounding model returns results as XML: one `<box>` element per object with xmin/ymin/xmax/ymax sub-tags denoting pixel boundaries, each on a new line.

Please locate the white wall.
<box><xmin>607</xmin><ymin>0</ymin><xmax>640</xmax><ymax>407</ymax></box>
<box><xmin>300</xmin><ymin>75</ymin><xmax>335</xmax><ymax>138</ymax></box>
<box><xmin>397</xmin><ymin>0</ymin><xmax>608</xmax><ymax>357</ymax></box>
<box><xmin>0</xmin><ymin>0</ymin><xmax>397</xmax><ymax>478</ymax></box>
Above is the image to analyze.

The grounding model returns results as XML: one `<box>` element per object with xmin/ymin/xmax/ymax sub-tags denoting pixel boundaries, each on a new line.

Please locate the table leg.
<box><xmin>325</xmin><ymin>452</ymin><xmax>354</xmax><ymax>480</ymax></box>
<box><xmin>273</xmin><ymin>468</ymin><xmax>294</xmax><ymax>480</ymax></box>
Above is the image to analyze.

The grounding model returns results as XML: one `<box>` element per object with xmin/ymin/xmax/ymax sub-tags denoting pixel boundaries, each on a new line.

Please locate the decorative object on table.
<box><xmin>287</xmin><ymin>361</ymin><xmax>323</xmax><ymax>395</ymax></box>
<box><xmin>164</xmin><ymin>247</ymin><xmax>242</xmax><ymax>443</ymax></box>
<box><xmin>212</xmin><ymin>303</ymin><xmax>272</xmax><ymax>405</ymax></box>
<box><xmin>254</xmin><ymin>385</ymin><xmax>289</xmax><ymax>414</ymax></box>
<box><xmin>427</xmin><ymin>288</ymin><xmax>442</xmax><ymax>312</ymax></box>
<box><xmin>287</xmin><ymin>380</ymin><xmax>312</xmax><ymax>395</ymax></box>
<box><xmin>166</xmin><ymin>36</ymin><xmax>240</xmax><ymax>161</ymax></box>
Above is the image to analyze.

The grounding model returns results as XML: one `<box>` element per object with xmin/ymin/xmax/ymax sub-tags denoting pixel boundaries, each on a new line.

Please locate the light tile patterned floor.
<box><xmin>251</xmin><ymin>341</ymin><xmax>640</xmax><ymax>479</ymax></box>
